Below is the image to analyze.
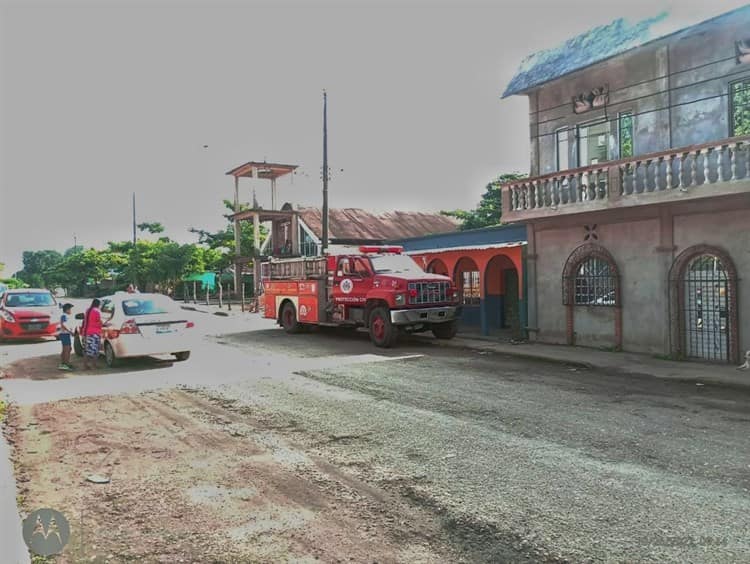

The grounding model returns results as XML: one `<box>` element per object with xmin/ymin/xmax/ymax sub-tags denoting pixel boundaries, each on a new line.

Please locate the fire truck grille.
<box><xmin>408</xmin><ymin>281</ymin><xmax>449</xmax><ymax>305</ymax></box>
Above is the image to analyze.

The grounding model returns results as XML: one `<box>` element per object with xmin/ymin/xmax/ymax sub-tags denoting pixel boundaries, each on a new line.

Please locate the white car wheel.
<box><xmin>104</xmin><ymin>342</ymin><xmax>117</xmax><ymax>368</ymax></box>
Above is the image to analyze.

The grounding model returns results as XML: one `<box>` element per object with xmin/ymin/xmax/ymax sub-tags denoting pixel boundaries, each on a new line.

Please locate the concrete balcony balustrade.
<box><xmin>502</xmin><ymin>136</ymin><xmax>750</xmax><ymax>221</ymax></box>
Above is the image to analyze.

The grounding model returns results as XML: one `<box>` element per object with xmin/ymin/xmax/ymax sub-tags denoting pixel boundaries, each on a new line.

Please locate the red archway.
<box><xmin>426</xmin><ymin>258</ymin><xmax>449</xmax><ymax>276</ymax></box>
<box><xmin>485</xmin><ymin>254</ymin><xmax>519</xmax><ymax>332</ymax></box>
<box><xmin>453</xmin><ymin>257</ymin><xmax>480</xmax><ymax>305</ymax></box>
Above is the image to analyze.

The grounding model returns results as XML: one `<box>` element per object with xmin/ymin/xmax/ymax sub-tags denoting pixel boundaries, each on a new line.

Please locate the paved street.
<box><xmin>1</xmin><ymin>312</ymin><xmax>749</xmax><ymax>562</ymax></box>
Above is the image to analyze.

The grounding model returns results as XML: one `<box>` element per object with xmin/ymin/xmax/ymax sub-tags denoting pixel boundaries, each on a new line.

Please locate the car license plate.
<box><xmin>156</xmin><ymin>324</ymin><xmax>173</xmax><ymax>334</ymax></box>
<box><xmin>25</xmin><ymin>323</ymin><xmax>45</xmax><ymax>331</ymax></box>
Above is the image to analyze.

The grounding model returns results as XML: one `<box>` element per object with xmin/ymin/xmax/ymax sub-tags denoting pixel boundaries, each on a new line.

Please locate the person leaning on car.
<box><xmin>81</xmin><ymin>299</ymin><xmax>106</xmax><ymax>370</ymax></box>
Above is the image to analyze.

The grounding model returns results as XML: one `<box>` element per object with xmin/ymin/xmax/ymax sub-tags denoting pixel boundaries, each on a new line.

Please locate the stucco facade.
<box><xmin>527</xmin><ymin>195</ymin><xmax>749</xmax><ymax>359</ymax></box>
<box><xmin>502</xmin><ymin>7</ymin><xmax>750</xmax><ymax>363</ymax></box>
<box><xmin>528</xmin><ymin>7</ymin><xmax>750</xmax><ymax>177</ymax></box>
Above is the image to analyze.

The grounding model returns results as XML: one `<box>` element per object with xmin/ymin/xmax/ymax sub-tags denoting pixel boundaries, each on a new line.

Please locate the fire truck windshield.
<box><xmin>370</xmin><ymin>254</ymin><xmax>423</xmax><ymax>275</ymax></box>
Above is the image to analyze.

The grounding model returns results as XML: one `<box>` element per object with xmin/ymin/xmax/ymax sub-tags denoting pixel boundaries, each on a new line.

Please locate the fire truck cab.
<box><xmin>262</xmin><ymin>246</ymin><xmax>461</xmax><ymax>347</ymax></box>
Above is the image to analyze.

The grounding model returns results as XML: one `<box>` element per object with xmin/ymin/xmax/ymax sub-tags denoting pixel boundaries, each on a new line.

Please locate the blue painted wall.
<box><xmin>484</xmin><ymin>295</ymin><xmax>505</xmax><ymax>328</ymax></box>
<box><xmin>397</xmin><ymin>224</ymin><xmax>527</xmax><ymax>253</ymax></box>
<box><xmin>460</xmin><ymin>305</ymin><xmax>481</xmax><ymax>327</ymax></box>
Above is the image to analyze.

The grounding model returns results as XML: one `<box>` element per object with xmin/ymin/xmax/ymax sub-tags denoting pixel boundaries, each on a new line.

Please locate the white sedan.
<box><xmin>74</xmin><ymin>292</ymin><xmax>195</xmax><ymax>367</ymax></box>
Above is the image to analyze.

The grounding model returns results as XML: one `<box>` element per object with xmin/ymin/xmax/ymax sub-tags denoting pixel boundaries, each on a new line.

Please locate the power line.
<box><xmin>532</xmin><ymin>67</ymin><xmax>750</xmax><ymax>130</ymax></box>
<box><xmin>528</xmin><ymin>53</ymin><xmax>740</xmax><ymax>116</ymax></box>
<box><xmin>529</xmin><ymin>87</ymin><xmax>750</xmax><ymax>143</ymax></box>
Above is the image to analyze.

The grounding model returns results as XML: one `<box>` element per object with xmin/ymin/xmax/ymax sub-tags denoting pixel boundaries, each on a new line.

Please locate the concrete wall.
<box><xmin>530</xmin><ymin>200</ymin><xmax>750</xmax><ymax>359</ymax></box>
<box><xmin>527</xmin><ymin>9</ymin><xmax>750</xmax><ymax>175</ymax></box>
<box><xmin>534</xmin><ymin>218</ymin><xmax>665</xmax><ymax>354</ymax></box>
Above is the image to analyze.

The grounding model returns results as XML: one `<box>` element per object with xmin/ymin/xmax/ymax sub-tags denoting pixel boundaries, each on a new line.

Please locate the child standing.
<box><xmin>58</xmin><ymin>303</ymin><xmax>74</xmax><ymax>371</ymax></box>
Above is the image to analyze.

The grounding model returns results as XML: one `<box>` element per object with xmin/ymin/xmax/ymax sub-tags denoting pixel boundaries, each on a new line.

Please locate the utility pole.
<box><xmin>132</xmin><ymin>192</ymin><xmax>138</xmax><ymax>288</ymax></box>
<box><xmin>132</xmin><ymin>192</ymin><xmax>137</xmax><ymax>247</ymax></box>
<box><xmin>322</xmin><ymin>90</ymin><xmax>329</xmax><ymax>255</ymax></box>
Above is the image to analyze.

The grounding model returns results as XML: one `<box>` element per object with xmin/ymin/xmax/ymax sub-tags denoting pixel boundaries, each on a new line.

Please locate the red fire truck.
<box><xmin>262</xmin><ymin>246</ymin><xmax>461</xmax><ymax>347</ymax></box>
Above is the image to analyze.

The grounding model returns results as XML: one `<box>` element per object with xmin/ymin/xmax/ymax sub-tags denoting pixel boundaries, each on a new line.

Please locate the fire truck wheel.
<box><xmin>369</xmin><ymin>307</ymin><xmax>397</xmax><ymax>348</ymax></box>
<box><xmin>281</xmin><ymin>302</ymin><xmax>301</xmax><ymax>334</ymax></box>
<box><xmin>432</xmin><ymin>320</ymin><xmax>458</xmax><ymax>340</ymax></box>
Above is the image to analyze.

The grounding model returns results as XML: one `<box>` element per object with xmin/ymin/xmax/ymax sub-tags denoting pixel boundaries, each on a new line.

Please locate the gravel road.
<box><xmin>202</xmin><ymin>327</ymin><xmax>750</xmax><ymax>563</ymax></box>
<box><xmin>3</xmin><ymin>316</ymin><xmax>749</xmax><ymax>563</ymax></box>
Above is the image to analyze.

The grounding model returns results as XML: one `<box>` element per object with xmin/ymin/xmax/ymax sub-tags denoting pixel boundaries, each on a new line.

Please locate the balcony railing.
<box><xmin>502</xmin><ymin>136</ymin><xmax>750</xmax><ymax>218</ymax></box>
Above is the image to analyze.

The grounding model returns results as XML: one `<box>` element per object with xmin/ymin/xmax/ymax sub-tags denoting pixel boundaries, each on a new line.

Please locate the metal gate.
<box><xmin>683</xmin><ymin>255</ymin><xmax>729</xmax><ymax>362</ymax></box>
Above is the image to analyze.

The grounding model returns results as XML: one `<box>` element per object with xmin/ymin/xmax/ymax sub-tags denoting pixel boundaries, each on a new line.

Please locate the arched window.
<box><xmin>562</xmin><ymin>244</ymin><xmax>620</xmax><ymax>307</ymax></box>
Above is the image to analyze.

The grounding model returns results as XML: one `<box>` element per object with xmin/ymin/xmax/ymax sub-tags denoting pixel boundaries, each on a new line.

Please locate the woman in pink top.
<box><xmin>82</xmin><ymin>298</ymin><xmax>103</xmax><ymax>370</ymax></box>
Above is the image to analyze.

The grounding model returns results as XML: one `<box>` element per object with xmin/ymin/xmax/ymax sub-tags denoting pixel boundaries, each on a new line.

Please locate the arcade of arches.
<box><xmin>411</xmin><ymin>245</ymin><xmax>525</xmax><ymax>337</ymax></box>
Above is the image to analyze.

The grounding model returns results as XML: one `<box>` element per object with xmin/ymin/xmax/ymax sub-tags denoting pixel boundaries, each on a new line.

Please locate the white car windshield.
<box><xmin>370</xmin><ymin>254</ymin><xmax>424</xmax><ymax>275</ymax></box>
<box><xmin>121</xmin><ymin>296</ymin><xmax>179</xmax><ymax>316</ymax></box>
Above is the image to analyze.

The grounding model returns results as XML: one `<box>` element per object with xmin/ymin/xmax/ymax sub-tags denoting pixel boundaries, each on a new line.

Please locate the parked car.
<box><xmin>74</xmin><ymin>292</ymin><xmax>194</xmax><ymax>367</ymax></box>
<box><xmin>0</xmin><ymin>288</ymin><xmax>60</xmax><ymax>340</ymax></box>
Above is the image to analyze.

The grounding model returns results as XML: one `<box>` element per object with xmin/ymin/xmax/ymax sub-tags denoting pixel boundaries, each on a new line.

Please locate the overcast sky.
<box><xmin>1</xmin><ymin>0</ymin><xmax>747</xmax><ymax>275</ymax></box>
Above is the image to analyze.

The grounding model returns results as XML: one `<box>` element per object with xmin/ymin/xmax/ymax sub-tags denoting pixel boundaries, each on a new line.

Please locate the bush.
<box><xmin>0</xmin><ymin>278</ymin><xmax>28</xmax><ymax>289</ymax></box>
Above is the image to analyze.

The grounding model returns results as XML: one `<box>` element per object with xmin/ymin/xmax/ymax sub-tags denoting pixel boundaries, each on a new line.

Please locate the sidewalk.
<box><xmin>425</xmin><ymin>332</ymin><xmax>750</xmax><ymax>389</ymax></box>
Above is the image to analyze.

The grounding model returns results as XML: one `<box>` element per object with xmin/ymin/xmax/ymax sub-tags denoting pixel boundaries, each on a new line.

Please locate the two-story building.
<box><xmin>501</xmin><ymin>6</ymin><xmax>750</xmax><ymax>363</ymax></box>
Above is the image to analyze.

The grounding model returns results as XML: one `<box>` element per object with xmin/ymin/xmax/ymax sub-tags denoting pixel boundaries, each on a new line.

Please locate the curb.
<box><xmin>408</xmin><ymin>334</ymin><xmax>593</xmax><ymax>370</ymax></box>
<box><xmin>414</xmin><ymin>335</ymin><xmax>750</xmax><ymax>389</ymax></box>
<box><xmin>0</xmin><ymin>420</ymin><xmax>30</xmax><ymax>564</ymax></box>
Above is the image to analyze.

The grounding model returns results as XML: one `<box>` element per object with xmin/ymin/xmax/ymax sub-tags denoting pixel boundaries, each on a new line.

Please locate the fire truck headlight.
<box><xmin>394</xmin><ymin>293</ymin><xmax>406</xmax><ymax>306</ymax></box>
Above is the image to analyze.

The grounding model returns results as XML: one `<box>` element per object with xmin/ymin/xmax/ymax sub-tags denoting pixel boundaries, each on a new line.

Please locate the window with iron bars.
<box><xmin>574</xmin><ymin>258</ymin><xmax>616</xmax><ymax>306</ymax></box>
<box><xmin>730</xmin><ymin>79</ymin><xmax>750</xmax><ymax>136</ymax></box>
<box><xmin>461</xmin><ymin>271</ymin><xmax>480</xmax><ymax>305</ymax></box>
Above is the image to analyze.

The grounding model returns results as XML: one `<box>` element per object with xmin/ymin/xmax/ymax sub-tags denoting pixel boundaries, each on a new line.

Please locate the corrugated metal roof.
<box><xmin>405</xmin><ymin>241</ymin><xmax>526</xmax><ymax>255</ymax></box>
<box><xmin>298</xmin><ymin>208</ymin><xmax>459</xmax><ymax>241</ymax></box>
<box><xmin>502</xmin><ymin>5</ymin><xmax>750</xmax><ymax>98</ymax></box>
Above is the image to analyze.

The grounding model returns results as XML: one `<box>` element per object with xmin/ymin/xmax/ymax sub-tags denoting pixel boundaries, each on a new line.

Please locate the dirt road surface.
<box><xmin>5</xmin><ymin>389</ymin><xmax>461</xmax><ymax>563</ymax></box>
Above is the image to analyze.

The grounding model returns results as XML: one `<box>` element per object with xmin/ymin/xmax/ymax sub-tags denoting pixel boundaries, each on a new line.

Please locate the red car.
<box><xmin>0</xmin><ymin>289</ymin><xmax>60</xmax><ymax>340</ymax></box>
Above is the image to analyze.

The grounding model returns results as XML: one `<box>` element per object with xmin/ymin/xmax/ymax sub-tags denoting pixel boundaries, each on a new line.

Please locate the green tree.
<box><xmin>137</xmin><ymin>222</ymin><xmax>165</xmax><ymax>235</ymax></box>
<box><xmin>52</xmin><ymin>248</ymin><xmax>109</xmax><ymax>295</ymax></box>
<box><xmin>189</xmin><ymin>199</ymin><xmax>267</xmax><ymax>272</ymax></box>
<box><xmin>442</xmin><ymin>172</ymin><xmax>526</xmax><ymax>230</ymax></box>
<box><xmin>15</xmin><ymin>250</ymin><xmax>64</xmax><ymax>288</ymax></box>
<box><xmin>140</xmin><ymin>239</ymin><xmax>197</xmax><ymax>292</ymax></box>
